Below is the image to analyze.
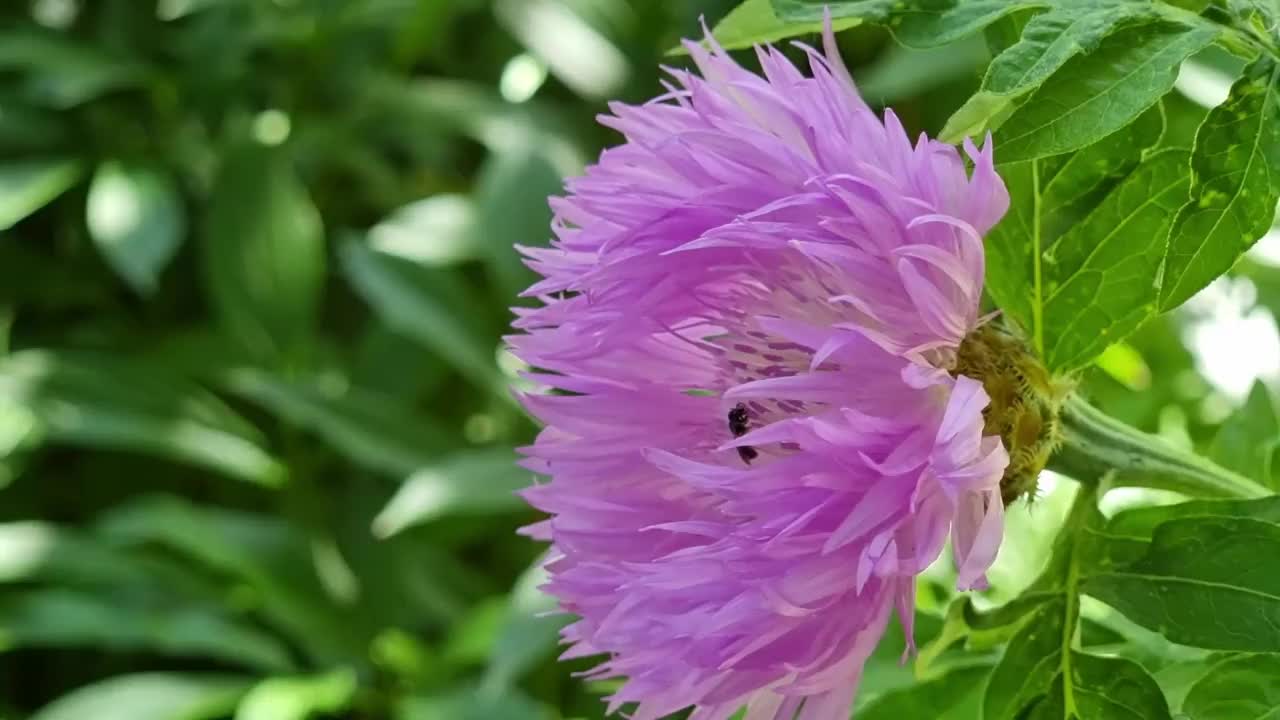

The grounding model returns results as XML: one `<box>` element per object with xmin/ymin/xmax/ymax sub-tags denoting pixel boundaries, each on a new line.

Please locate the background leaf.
<box><xmin>372</xmin><ymin>449</ymin><xmax>529</xmax><ymax>538</ymax></box>
<box><xmin>86</xmin><ymin>162</ymin><xmax>185</xmax><ymax>295</ymax></box>
<box><xmin>0</xmin><ymin>158</ymin><xmax>82</xmax><ymax>230</ymax></box>
<box><xmin>30</xmin><ymin>673</ymin><xmax>251</xmax><ymax>720</ymax></box>
<box><xmin>0</xmin><ymin>351</ymin><xmax>285</xmax><ymax>486</ymax></box>
<box><xmin>1208</xmin><ymin>380</ymin><xmax>1280</xmax><ymax>489</ymax></box>
<box><xmin>202</xmin><ymin>144</ymin><xmax>325</xmax><ymax>360</ymax></box>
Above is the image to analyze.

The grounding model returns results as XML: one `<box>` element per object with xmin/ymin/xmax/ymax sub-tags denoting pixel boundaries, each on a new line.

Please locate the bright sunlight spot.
<box><xmin>1183</xmin><ymin>277</ymin><xmax>1280</xmax><ymax>400</ymax></box>
<box><xmin>252</xmin><ymin>109</ymin><xmax>292</xmax><ymax>146</ymax></box>
<box><xmin>500</xmin><ymin>54</ymin><xmax>549</xmax><ymax>103</ymax></box>
<box><xmin>495</xmin><ymin>0</ymin><xmax>628</xmax><ymax>99</ymax></box>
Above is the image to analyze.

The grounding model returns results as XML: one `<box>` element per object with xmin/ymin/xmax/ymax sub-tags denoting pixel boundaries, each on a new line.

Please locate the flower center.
<box><xmin>953</xmin><ymin>324</ymin><xmax>1070</xmax><ymax>504</ymax></box>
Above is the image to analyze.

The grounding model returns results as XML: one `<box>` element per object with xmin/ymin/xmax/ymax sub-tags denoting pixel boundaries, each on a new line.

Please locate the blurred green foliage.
<box><xmin>0</xmin><ymin>0</ymin><xmax>1276</xmax><ymax>718</ymax></box>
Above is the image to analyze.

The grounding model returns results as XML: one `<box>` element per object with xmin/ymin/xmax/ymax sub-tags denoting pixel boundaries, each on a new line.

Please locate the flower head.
<box><xmin>510</xmin><ymin>20</ymin><xmax>1011</xmax><ymax>720</ymax></box>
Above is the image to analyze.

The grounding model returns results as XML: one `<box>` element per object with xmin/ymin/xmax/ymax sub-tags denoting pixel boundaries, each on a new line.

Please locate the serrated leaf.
<box><xmin>996</xmin><ymin>22</ymin><xmax>1217</xmax><ymax>162</ymax></box>
<box><xmin>707</xmin><ymin>0</ymin><xmax>864</xmax><ymax>51</ymax></box>
<box><xmin>203</xmin><ymin>144</ymin><xmax>325</xmax><ymax>360</ymax></box>
<box><xmin>1083</xmin><ymin>516</ymin><xmax>1280</xmax><ymax>652</ymax></box>
<box><xmin>30</xmin><ymin>673</ymin><xmax>251</xmax><ymax>720</ymax></box>
<box><xmin>1159</xmin><ymin>60</ymin><xmax>1280</xmax><ymax>311</ymax></box>
<box><xmin>87</xmin><ymin>162</ymin><xmax>186</xmax><ymax>295</ymax></box>
<box><xmin>983</xmin><ymin>160</ymin><xmax>1037</xmax><ymax>332</ymax></box>
<box><xmin>942</xmin><ymin>3</ymin><xmax>1162</xmax><ymax>142</ymax></box>
<box><xmin>1039</xmin><ymin>149</ymin><xmax>1191</xmax><ymax>370</ymax></box>
<box><xmin>891</xmin><ymin>1</ymin><xmax>1049</xmax><ymax>49</ymax></box>
<box><xmin>772</xmin><ymin>0</ymin><xmax>1046</xmax><ymax>49</ymax></box>
<box><xmin>1039</xmin><ymin>102</ymin><xmax>1166</xmax><ymax>241</ymax></box>
<box><xmin>1181</xmin><ymin>654</ymin><xmax>1280</xmax><ymax>720</ymax></box>
<box><xmin>1208</xmin><ymin>381</ymin><xmax>1280</xmax><ymax>489</ymax></box>
<box><xmin>0</xmin><ymin>350</ymin><xmax>284</xmax><ymax>486</ymax></box>
<box><xmin>1026</xmin><ymin>652</ymin><xmax>1172</xmax><ymax>720</ymax></box>
<box><xmin>0</xmin><ymin>158</ymin><xmax>83</xmax><ymax>230</ymax></box>
<box><xmin>372</xmin><ymin>449</ymin><xmax>529</xmax><ymax>538</ymax></box>
<box><xmin>986</xmin><ymin>105</ymin><xmax>1168</xmax><ymax>347</ymax></box>
<box><xmin>221</xmin><ymin>368</ymin><xmax>446</xmax><ymax>477</ymax></box>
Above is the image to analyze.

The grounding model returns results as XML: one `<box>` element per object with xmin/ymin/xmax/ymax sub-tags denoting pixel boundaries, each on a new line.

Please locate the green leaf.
<box><xmin>340</xmin><ymin>238</ymin><xmax>505</xmax><ymax>398</ymax></box>
<box><xmin>483</xmin><ymin>561</ymin><xmax>568</xmax><ymax>689</ymax></box>
<box><xmin>857</xmin><ymin>35</ymin><xmax>989</xmax><ymax>105</ymax></box>
<box><xmin>0</xmin><ymin>32</ymin><xmax>148</xmax><ymax>108</ymax></box>
<box><xmin>772</xmin><ymin>0</ymin><xmax>1048</xmax><ymax>49</ymax></box>
<box><xmin>996</xmin><ymin>22</ymin><xmax>1217</xmax><ymax>162</ymax></box>
<box><xmin>1182</xmin><ymin>654</ymin><xmax>1280</xmax><ymax>720</ymax></box>
<box><xmin>221</xmin><ymin>368</ymin><xmax>445</xmax><ymax>477</ymax></box>
<box><xmin>86</xmin><ymin>162</ymin><xmax>186</xmax><ymax>295</ymax></box>
<box><xmin>1038</xmin><ymin>102</ymin><xmax>1166</xmax><ymax>242</ymax></box>
<box><xmin>1106</xmin><ymin>496</ymin><xmax>1280</xmax><ymax>540</ymax></box>
<box><xmin>235</xmin><ymin>669</ymin><xmax>358</xmax><ymax>720</ymax></box>
<box><xmin>0</xmin><ymin>351</ymin><xmax>285</xmax><ymax>486</ymax></box>
<box><xmin>1159</xmin><ymin>60</ymin><xmax>1280</xmax><ymax>311</ymax></box>
<box><xmin>1026</xmin><ymin>652</ymin><xmax>1172</xmax><ymax>720</ymax></box>
<box><xmin>1084</xmin><ymin>516</ymin><xmax>1280</xmax><ymax>652</ymax></box>
<box><xmin>983</xmin><ymin>487</ymin><xmax>1103</xmax><ymax>720</ymax></box>
<box><xmin>941</xmin><ymin>3</ymin><xmax>1162</xmax><ymax>142</ymax></box>
<box><xmin>0</xmin><ymin>158</ymin><xmax>83</xmax><ymax>230</ymax></box>
<box><xmin>1039</xmin><ymin>149</ymin><xmax>1192</xmax><ymax>371</ymax></box>
<box><xmin>97</xmin><ymin>495</ymin><xmax>368</xmax><ymax>664</ymax></box>
<box><xmin>372</xmin><ymin>449</ymin><xmax>529</xmax><ymax>537</ymax></box>
<box><xmin>203</xmin><ymin>144</ymin><xmax>325</xmax><ymax>359</ymax></box>
<box><xmin>0</xmin><ymin>588</ymin><xmax>293</xmax><ymax>672</ymax></box>
<box><xmin>891</xmin><ymin>1</ymin><xmax>1050</xmax><ymax>49</ymax></box>
<box><xmin>29</xmin><ymin>673</ymin><xmax>251</xmax><ymax>720</ymax></box>
<box><xmin>857</xmin><ymin>665</ymin><xmax>988</xmax><ymax>720</ymax></box>
<box><xmin>985</xmin><ymin>105</ymin><xmax>1166</xmax><ymax>346</ymax></box>
<box><xmin>395</xmin><ymin>687</ymin><xmax>553</xmax><ymax>720</ymax></box>
<box><xmin>983</xmin><ymin>159</ymin><xmax>1038</xmax><ymax>333</ymax></box>
<box><xmin>473</xmin><ymin>147</ymin><xmax>563</xmax><ymax>299</ymax></box>
<box><xmin>983</xmin><ymin>598</ymin><xmax>1069</xmax><ymax>720</ymax></box>
<box><xmin>1209</xmin><ymin>381</ymin><xmax>1280</xmax><ymax>489</ymax></box>
<box><xmin>707</xmin><ymin>0</ymin><xmax>864</xmax><ymax>51</ymax></box>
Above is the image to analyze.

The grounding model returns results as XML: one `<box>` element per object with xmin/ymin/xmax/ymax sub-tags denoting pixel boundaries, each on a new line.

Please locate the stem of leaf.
<box><xmin>1049</xmin><ymin>395</ymin><xmax>1271</xmax><ymax>499</ymax></box>
<box><xmin>1031</xmin><ymin>159</ymin><xmax>1044</xmax><ymax>358</ymax></box>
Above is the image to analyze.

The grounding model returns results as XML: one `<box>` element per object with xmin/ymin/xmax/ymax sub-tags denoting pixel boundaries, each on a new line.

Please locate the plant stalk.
<box><xmin>1048</xmin><ymin>395</ymin><xmax>1271</xmax><ymax>499</ymax></box>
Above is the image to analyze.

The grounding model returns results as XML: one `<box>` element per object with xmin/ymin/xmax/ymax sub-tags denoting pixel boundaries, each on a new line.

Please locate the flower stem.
<box><xmin>1048</xmin><ymin>395</ymin><xmax>1271</xmax><ymax>499</ymax></box>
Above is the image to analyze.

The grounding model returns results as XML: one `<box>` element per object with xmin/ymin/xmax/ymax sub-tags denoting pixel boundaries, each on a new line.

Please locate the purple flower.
<box><xmin>509</xmin><ymin>20</ymin><xmax>1011</xmax><ymax>720</ymax></box>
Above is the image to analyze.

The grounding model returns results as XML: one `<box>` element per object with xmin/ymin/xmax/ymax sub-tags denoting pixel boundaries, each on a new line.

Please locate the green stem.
<box><xmin>1030</xmin><ymin>159</ymin><xmax>1044</xmax><ymax>359</ymax></box>
<box><xmin>1048</xmin><ymin>395</ymin><xmax>1271</xmax><ymax>499</ymax></box>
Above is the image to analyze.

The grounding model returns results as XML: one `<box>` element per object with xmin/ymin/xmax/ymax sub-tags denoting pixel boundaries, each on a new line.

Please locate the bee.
<box><xmin>727</xmin><ymin>402</ymin><xmax>759</xmax><ymax>464</ymax></box>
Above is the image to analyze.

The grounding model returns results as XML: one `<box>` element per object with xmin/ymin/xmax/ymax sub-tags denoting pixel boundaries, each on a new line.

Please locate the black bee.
<box><xmin>727</xmin><ymin>403</ymin><xmax>759</xmax><ymax>464</ymax></box>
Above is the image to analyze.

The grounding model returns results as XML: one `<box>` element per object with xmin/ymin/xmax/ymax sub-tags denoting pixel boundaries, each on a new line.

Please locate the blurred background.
<box><xmin>0</xmin><ymin>1</ymin><xmax>1275</xmax><ymax>718</ymax></box>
